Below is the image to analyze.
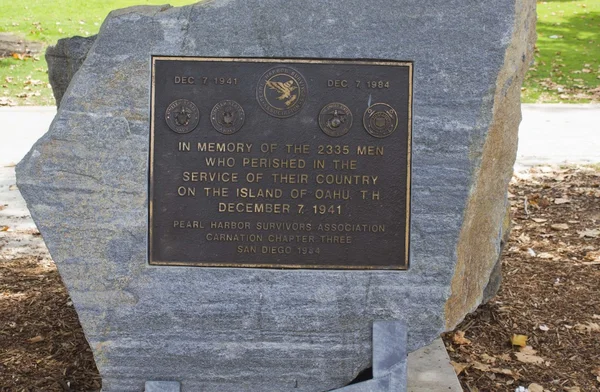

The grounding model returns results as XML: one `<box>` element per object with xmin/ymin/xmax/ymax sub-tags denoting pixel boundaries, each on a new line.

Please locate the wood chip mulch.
<box><xmin>0</xmin><ymin>257</ymin><xmax>100</xmax><ymax>391</ymax></box>
<box><xmin>443</xmin><ymin>166</ymin><xmax>600</xmax><ymax>392</ymax></box>
<box><xmin>0</xmin><ymin>165</ymin><xmax>598</xmax><ymax>391</ymax></box>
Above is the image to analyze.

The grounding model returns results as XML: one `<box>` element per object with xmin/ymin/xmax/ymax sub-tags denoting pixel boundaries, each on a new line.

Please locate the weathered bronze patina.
<box><xmin>150</xmin><ymin>57</ymin><xmax>412</xmax><ymax>269</ymax></box>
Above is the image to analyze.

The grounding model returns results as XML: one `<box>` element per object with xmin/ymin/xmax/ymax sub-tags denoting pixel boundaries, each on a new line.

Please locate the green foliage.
<box><xmin>0</xmin><ymin>0</ymin><xmax>196</xmax><ymax>43</ymax></box>
<box><xmin>523</xmin><ymin>0</ymin><xmax>600</xmax><ymax>103</ymax></box>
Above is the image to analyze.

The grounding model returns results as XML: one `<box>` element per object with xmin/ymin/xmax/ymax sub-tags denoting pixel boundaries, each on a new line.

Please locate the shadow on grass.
<box><xmin>526</xmin><ymin>9</ymin><xmax>600</xmax><ymax>100</ymax></box>
<box><xmin>537</xmin><ymin>10</ymin><xmax>600</xmax><ymax>45</ymax></box>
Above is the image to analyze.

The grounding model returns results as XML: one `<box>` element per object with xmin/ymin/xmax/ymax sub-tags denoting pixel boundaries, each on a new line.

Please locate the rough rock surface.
<box><xmin>45</xmin><ymin>35</ymin><xmax>95</xmax><ymax>107</ymax></box>
<box><xmin>17</xmin><ymin>1</ymin><xmax>536</xmax><ymax>391</ymax></box>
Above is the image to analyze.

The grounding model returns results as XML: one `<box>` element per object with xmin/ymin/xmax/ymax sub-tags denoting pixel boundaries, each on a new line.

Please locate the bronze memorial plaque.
<box><xmin>149</xmin><ymin>57</ymin><xmax>412</xmax><ymax>269</ymax></box>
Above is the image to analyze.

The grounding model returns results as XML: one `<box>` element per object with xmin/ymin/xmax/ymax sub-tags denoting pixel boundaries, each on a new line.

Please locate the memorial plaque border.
<box><xmin>148</xmin><ymin>56</ymin><xmax>413</xmax><ymax>270</ymax></box>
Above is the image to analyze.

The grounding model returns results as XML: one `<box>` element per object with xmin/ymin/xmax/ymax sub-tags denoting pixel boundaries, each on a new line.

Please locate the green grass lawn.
<box><xmin>0</xmin><ymin>0</ymin><xmax>196</xmax><ymax>105</ymax></box>
<box><xmin>1</xmin><ymin>0</ymin><xmax>599</xmax><ymax>105</ymax></box>
<box><xmin>522</xmin><ymin>0</ymin><xmax>600</xmax><ymax>103</ymax></box>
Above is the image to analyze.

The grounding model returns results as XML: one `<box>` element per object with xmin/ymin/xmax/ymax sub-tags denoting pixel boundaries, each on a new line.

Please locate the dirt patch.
<box><xmin>0</xmin><ymin>33</ymin><xmax>43</xmax><ymax>58</ymax></box>
<box><xmin>443</xmin><ymin>165</ymin><xmax>600</xmax><ymax>391</ymax></box>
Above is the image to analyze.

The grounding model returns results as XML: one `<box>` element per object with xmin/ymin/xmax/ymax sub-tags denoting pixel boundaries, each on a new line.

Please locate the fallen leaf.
<box><xmin>564</xmin><ymin>387</ymin><xmax>581</xmax><ymax>392</ymax></box>
<box><xmin>480</xmin><ymin>353</ymin><xmax>496</xmax><ymax>364</ymax></box>
<box><xmin>23</xmin><ymin>78</ymin><xmax>42</xmax><ymax>86</ymax></box>
<box><xmin>452</xmin><ymin>330</ymin><xmax>471</xmax><ymax>345</ymax></box>
<box><xmin>551</xmin><ymin>223</ymin><xmax>569</xmax><ymax>231</ymax></box>
<box><xmin>514</xmin><ymin>346</ymin><xmax>545</xmax><ymax>364</ymax></box>
<box><xmin>574</xmin><ymin>322</ymin><xmax>600</xmax><ymax>333</ymax></box>
<box><xmin>584</xmin><ymin>251</ymin><xmax>600</xmax><ymax>262</ymax></box>
<box><xmin>0</xmin><ymin>97</ymin><xmax>17</xmax><ymax>106</ymax></box>
<box><xmin>539</xmin><ymin>324</ymin><xmax>549</xmax><ymax>332</ymax></box>
<box><xmin>578</xmin><ymin>228</ymin><xmax>600</xmax><ymax>238</ymax></box>
<box><xmin>450</xmin><ymin>361</ymin><xmax>470</xmax><ymax>375</ymax></box>
<box><xmin>472</xmin><ymin>361</ymin><xmax>515</xmax><ymax>376</ymax></box>
<box><xmin>28</xmin><ymin>335</ymin><xmax>44</xmax><ymax>343</ymax></box>
<box><xmin>498</xmin><ymin>353</ymin><xmax>511</xmax><ymax>361</ymax></box>
<box><xmin>528</xmin><ymin>383</ymin><xmax>544</xmax><ymax>392</ymax></box>
<box><xmin>0</xmin><ymin>226</ymin><xmax>9</xmax><ymax>232</ymax></box>
<box><xmin>518</xmin><ymin>233</ymin><xmax>531</xmax><ymax>243</ymax></box>
<box><xmin>582</xmin><ymin>261</ymin><xmax>600</xmax><ymax>266</ymax></box>
<box><xmin>532</xmin><ymin>218</ymin><xmax>548</xmax><ymax>223</ymax></box>
<box><xmin>8</xmin><ymin>184</ymin><xmax>17</xmax><ymax>191</ymax></box>
<box><xmin>537</xmin><ymin>252</ymin><xmax>554</xmax><ymax>259</ymax></box>
<box><xmin>554</xmin><ymin>198</ymin><xmax>571</xmax><ymax>204</ymax></box>
<box><xmin>511</xmin><ymin>334</ymin><xmax>528</xmax><ymax>347</ymax></box>
<box><xmin>0</xmin><ymin>205</ymin><xmax>6</xmax><ymax>211</ymax></box>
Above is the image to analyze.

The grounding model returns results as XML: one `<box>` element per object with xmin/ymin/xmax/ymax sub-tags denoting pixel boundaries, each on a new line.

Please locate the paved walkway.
<box><xmin>0</xmin><ymin>106</ymin><xmax>56</xmax><ymax>166</ymax></box>
<box><xmin>517</xmin><ymin>104</ymin><xmax>600</xmax><ymax>167</ymax></box>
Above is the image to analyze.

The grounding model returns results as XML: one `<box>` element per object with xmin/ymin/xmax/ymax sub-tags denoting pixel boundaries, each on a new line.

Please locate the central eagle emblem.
<box><xmin>256</xmin><ymin>66</ymin><xmax>307</xmax><ymax>118</ymax></box>
<box><xmin>266</xmin><ymin>79</ymin><xmax>298</xmax><ymax>107</ymax></box>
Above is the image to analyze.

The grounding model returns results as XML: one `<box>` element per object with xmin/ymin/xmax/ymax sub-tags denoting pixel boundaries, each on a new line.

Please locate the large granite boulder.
<box><xmin>17</xmin><ymin>0</ymin><xmax>536</xmax><ymax>391</ymax></box>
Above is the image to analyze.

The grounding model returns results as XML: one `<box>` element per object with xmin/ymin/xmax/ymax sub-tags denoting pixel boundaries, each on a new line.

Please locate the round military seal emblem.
<box><xmin>363</xmin><ymin>103</ymin><xmax>398</xmax><ymax>138</ymax></box>
<box><xmin>318</xmin><ymin>102</ymin><xmax>353</xmax><ymax>137</ymax></box>
<box><xmin>210</xmin><ymin>100</ymin><xmax>245</xmax><ymax>135</ymax></box>
<box><xmin>256</xmin><ymin>66</ymin><xmax>308</xmax><ymax>118</ymax></box>
<box><xmin>165</xmin><ymin>99</ymin><xmax>200</xmax><ymax>134</ymax></box>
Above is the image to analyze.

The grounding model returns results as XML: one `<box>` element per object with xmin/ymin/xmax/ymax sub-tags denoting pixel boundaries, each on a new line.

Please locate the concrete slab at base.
<box><xmin>333</xmin><ymin>321</ymin><xmax>408</xmax><ymax>392</ymax></box>
<box><xmin>143</xmin><ymin>336</ymin><xmax>459</xmax><ymax>392</ymax></box>
<box><xmin>407</xmin><ymin>338</ymin><xmax>462</xmax><ymax>392</ymax></box>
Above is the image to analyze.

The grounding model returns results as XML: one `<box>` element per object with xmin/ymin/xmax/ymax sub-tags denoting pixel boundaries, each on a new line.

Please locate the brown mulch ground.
<box><xmin>0</xmin><ymin>257</ymin><xmax>100</xmax><ymax>391</ymax></box>
<box><xmin>0</xmin><ymin>165</ymin><xmax>599</xmax><ymax>391</ymax></box>
<box><xmin>443</xmin><ymin>166</ymin><xmax>600</xmax><ymax>392</ymax></box>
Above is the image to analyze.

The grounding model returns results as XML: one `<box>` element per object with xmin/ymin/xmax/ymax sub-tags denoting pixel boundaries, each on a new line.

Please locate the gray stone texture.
<box><xmin>145</xmin><ymin>381</ymin><xmax>181</xmax><ymax>392</ymax></box>
<box><xmin>45</xmin><ymin>35</ymin><xmax>96</xmax><ymax>107</ymax></box>
<box><xmin>16</xmin><ymin>0</ymin><xmax>536</xmax><ymax>391</ymax></box>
